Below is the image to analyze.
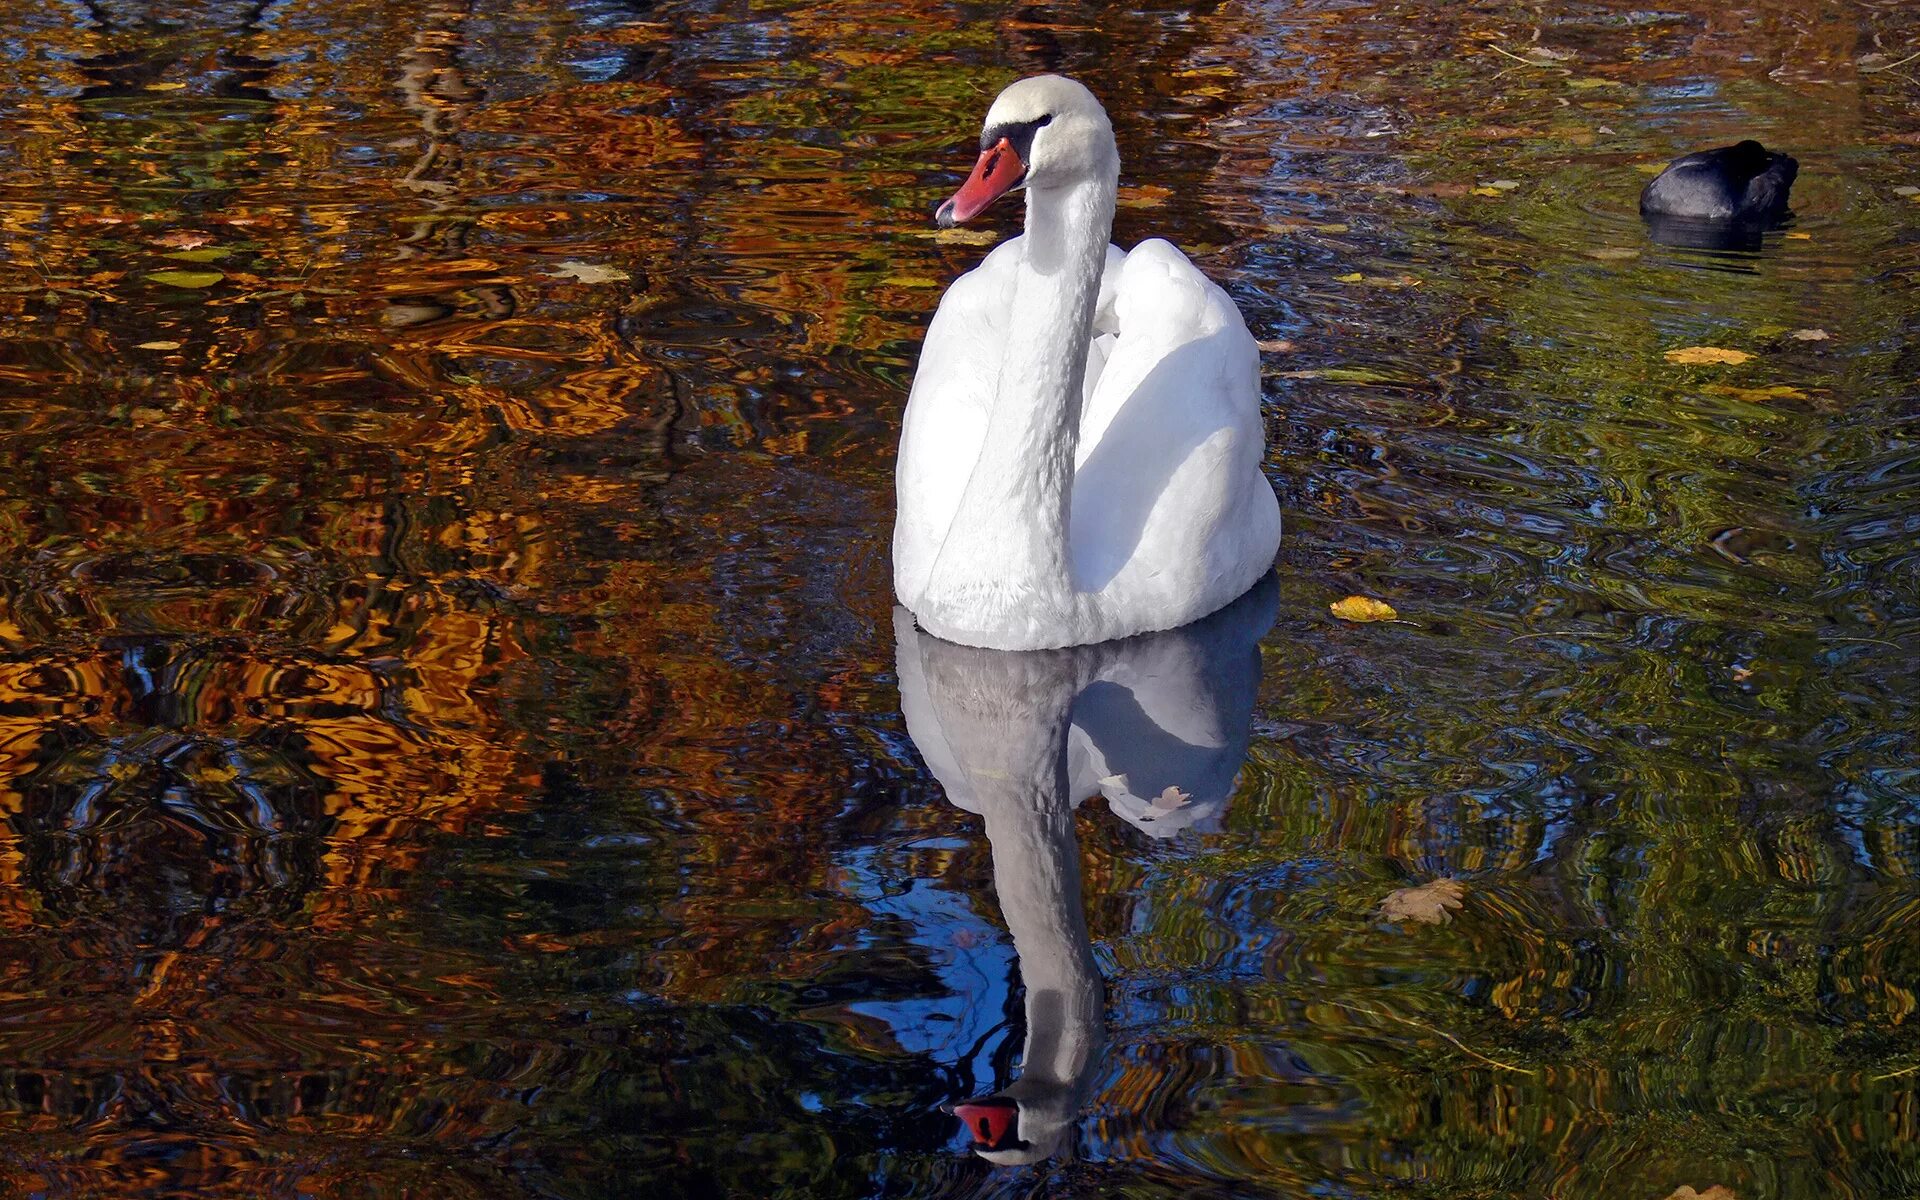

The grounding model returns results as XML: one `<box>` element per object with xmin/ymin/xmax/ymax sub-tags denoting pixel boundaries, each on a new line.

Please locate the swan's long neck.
<box><xmin>924</xmin><ymin>172</ymin><xmax>1116</xmax><ymax>635</ymax></box>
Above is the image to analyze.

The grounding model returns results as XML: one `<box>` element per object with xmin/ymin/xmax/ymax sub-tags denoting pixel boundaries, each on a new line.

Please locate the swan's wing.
<box><xmin>894</xmin><ymin>238</ymin><xmax>1126</xmax><ymax>603</ymax></box>
<box><xmin>1077</xmin><ymin>238</ymin><xmax>1256</xmax><ymax>454</ymax></box>
<box><xmin>893</xmin><ymin>239</ymin><xmax>1022</xmax><ymax>602</ymax></box>
<box><xmin>1069</xmin><ymin>238</ymin><xmax>1276</xmax><ymax>603</ymax></box>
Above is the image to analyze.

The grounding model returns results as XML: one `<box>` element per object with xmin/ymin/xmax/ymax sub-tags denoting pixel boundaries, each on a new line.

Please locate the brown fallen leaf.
<box><xmin>150</xmin><ymin>231</ymin><xmax>214</xmax><ymax>250</ymax></box>
<box><xmin>1465</xmin><ymin>125</ymin><xmax>1535</xmax><ymax>140</ymax></box>
<box><xmin>1663</xmin><ymin>1188</ymin><xmax>1737</xmax><ymax>1200</ymax></box>
<box><xmin>1330</xmin><ymin>595</ymin><xmax>1397</xmax><ymax>622</ymax></box>
<box><xmin>1380</xmin><ymin>878</ymin><xmax>1466</xmax><ymax>925</ymax></box>
<box><xmin>549</xmin><ymin>260</ymin><xmax>630</xmax><ymax>284</ymax></box>
<box><xmin>1255</xmin><ymin>339</ymin><xmax>1294</xmax><ymax>354</ymax></box>
<box><xmin>1116</xmin><ymin>184</ymin><xmax>1173</xmax><ymax>208</ymax></box>
<box><xmin>1665</xmin><ymin>346</ymin><xmax>1752</xmax><ymax>366</ymax></box>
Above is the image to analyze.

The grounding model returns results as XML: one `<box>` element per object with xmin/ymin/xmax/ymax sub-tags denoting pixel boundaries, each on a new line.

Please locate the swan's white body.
<box><xmin>894</xmin><ymin>76</ymin><xmax>1281</xmax><ymax>651</ymax></box>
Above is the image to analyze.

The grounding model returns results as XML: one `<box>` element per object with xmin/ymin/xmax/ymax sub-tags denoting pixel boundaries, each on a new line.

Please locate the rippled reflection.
<box><xmin>897</xmin><ymin>580</ymin><xmax>1275</xmax><ymax>1164</ymax></box>
<box><xmin>0</xmin><ymin>0</ymin><xmax>1912</xmax><ymax>1195</ymax></box>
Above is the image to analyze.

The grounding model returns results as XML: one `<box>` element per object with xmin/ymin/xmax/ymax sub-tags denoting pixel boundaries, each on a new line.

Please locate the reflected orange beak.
<box><xmin>935</xmin><ymin>138</ymin><xmax>1026</xmax><ymax>227</ymax></box>
<box><xmin>948</xmin><ymin>1097</ymin><xmax>1020</xmax><ymax>1150</ymax></box>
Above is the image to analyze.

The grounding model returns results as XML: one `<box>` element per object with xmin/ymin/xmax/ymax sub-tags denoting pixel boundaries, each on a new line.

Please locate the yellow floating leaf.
<box><xmin>135</xmin><ymin>340</ymin><xmax>182</xmax><ymax>350</ymax></box>
<box><xmin>144</xmin><ymin>81</ymin><xmax>187</xmax><ymax>91</ymax></box>
<box><xmin>932</xmin><ymin>227</ymin><xmax>999</xmax><ymax>245</ymax></box>
<box><xmin>1331</xmin><ymin>595</ymin><xmax>1397</xmax><ymax>622</ymax></box>
<box><xmin>1380</xmin><ymin>878</ymin><xmax>1466</xmax><ymax>925</ymax></box>
<box><xmin>1634</xmin><ymin>162</ymin><xmax>1669</xmax><ymax>174</ymax></box>
<box><xmin>887</xmin><ymin>275</ymin><xmax>941</xmax><ymax>289</ymax></box>
<box><xmin>144</xmin><ymin>269</ymin><xmax>224</xmax><ymax>288</ymax></box>
<box><xmin>1664</xmin><ymin>346</ymin><xmax>1752</xmax><ymax>366</ymax></box>
<box><xmin>1784</xmin><ymin>232</ymin><xmax>1811</xmax><ymax>240</ymax></box>
<box><xmin>163</xmin><ymin>247</ymin><xmax>231</xmax><ymax>263</ymax></box>
<box><xmin>1703</xmin><ymin>384</ymin><xmax>1807</xmax><ymax>403</ymax></box>
<box><xmin>1471</xmin><ymin>186</ymin><xmax>1505</xmax><ymax>198</ymax></box>
<box><xmin>1334</xmin><ymin>272</ymin><xmax>1365</xmax><ymax>283</ymax></box>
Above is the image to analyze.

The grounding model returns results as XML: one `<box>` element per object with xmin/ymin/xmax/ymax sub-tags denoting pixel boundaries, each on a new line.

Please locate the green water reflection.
<box><xmin>0</xmin><ymin>0</ymin><xmax>1913</xmax><ymax>1196</ymax></box>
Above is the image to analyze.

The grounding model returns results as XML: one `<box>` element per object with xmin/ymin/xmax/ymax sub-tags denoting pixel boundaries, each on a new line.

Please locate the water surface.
<box><xmin>0</xmin><ymin>0</ymin><xmax>1916</xmax><ymax>1196</ymax></box>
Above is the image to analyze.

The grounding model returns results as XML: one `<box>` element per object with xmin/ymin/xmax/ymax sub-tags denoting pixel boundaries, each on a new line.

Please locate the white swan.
<box><xmin>895</xmin><ymin>75</ymin><xmax>1281</xmax><ymax>651</ymax></box>
<box><xmin>894</xmin><ymin>576</ymin><xmax>1275</xmax><ymax>1163</ymax></box>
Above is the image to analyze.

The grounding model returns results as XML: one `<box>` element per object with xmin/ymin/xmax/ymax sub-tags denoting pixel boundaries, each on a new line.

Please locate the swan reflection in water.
<box><xmin>894</xmin><ymin>575</ymin><xmax>1276</xmax><ymax>1164</ymax></box>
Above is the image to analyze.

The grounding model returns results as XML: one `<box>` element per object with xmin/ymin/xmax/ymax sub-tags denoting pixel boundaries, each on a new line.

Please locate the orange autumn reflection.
<box><xmin>0</xmin><ymin>0</ymin><xmax>1909</xmax><ymax>1196</ymax></box>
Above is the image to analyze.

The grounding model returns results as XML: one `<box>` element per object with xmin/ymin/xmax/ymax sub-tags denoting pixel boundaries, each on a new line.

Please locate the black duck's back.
<box><xmin>1640</xmin><ymin>140</ymin><xmax>1798</xmax><ymax>223</ymax></box>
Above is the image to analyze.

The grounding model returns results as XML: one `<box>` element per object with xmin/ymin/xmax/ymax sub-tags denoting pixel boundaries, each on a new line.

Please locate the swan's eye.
<box><xmin>980</xmin><ymin>113</ymin><xmax>1055</xmax><ymax>161</ymax></box>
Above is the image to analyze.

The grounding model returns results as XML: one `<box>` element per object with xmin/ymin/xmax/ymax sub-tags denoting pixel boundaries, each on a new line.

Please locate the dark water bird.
<box><xmin>1640</xmin><ymin>140</ymin><xmax>1798</xmax><ymax>251</ymax></box>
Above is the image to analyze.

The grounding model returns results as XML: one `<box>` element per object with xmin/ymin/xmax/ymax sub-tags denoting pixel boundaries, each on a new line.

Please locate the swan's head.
<box><xmin>946</xmin><ymin>1093</ymin><xmax>1076</xmax><ymax>1165</ymax></box>
<box><xmin>935</xmin><ymin>75</ymin><xmax>1117</xmax><ymax>227</ymax></box>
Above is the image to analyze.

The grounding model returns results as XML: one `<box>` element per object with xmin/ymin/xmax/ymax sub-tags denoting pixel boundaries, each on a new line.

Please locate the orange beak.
<box><xmin>935</xmin><ymin>138</ymin><xmax>1026</xmax><ymax>227</ymax></box>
